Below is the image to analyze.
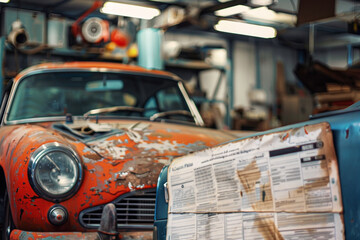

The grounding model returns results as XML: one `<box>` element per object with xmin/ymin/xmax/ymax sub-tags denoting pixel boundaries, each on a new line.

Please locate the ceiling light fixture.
<box><xmin>250</xmin><ymin>0</ymin><xmax>274</xmax><ymax>6</ymax></box>
<box><xmin>242</xmin><ymin>7</ymin><xmax>296</xmax><ymax>25</ymax></box>
<box><xmin>214</xmin><ymin>20</ymin><xmax>277</xmax><ymax>38</ymax></box>
<box><xmin>101</xmin><ymin>2</ymin><xmax>160</xmax><ymax>20</ymax></box>
<box><xmin>149</xmin><ymin>0</ymin><xmax>177</xmax><ymax>2</ymax></box>
<box><xmin>0</xmin><ymin>0</ymin><xmax>10</xmax><ymax>3</ymax></box>
<box><xmin>215</xmin><ymin>5</ymin><xmax>250</xmax><ymax>17</ymax></box>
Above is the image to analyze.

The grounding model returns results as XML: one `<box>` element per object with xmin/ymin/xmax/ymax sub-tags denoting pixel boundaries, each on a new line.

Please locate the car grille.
<box><xmin>79</xmin><ymin>189</ymin><xmax>156</xmax><ymax>230</ymax></box>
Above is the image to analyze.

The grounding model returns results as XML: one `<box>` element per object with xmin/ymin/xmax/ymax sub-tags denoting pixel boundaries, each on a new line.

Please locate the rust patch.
<box><xmin>83</xmin><ymin>152</ymin><xmax>102</xmax><ymax>161</ymax></box>
<box><xmin>300</xmin><ymin>124</ymin><xmax>339</xmax><ymax>209</ymax></box>
<box><xmin>57</xmin><ymin>132</ymin><xmax>78</xmax><ymax>142</ymax></box>
<box><xmin>114</xmin><ymin>159</ymin><xmax>165</xmax><ymax>190</ymax></box>
<box><xmin>120</xmin><ymin>231</ymin><xmax>153</xmax><ymax>240</ymax></box>
<box><xmin>285</xmin><ymin>123</ymin><xmax>341</xmax><ymax>212</ymax></box>
<box><xmin>281</xmin><ymin>133</ymin><xmax>289</xmax><ymax>141</ymax></box>
<box><xmin>304</xmin><ymin>176</ymin><xmax>329</xmax><ymax>190</ymax></box>
<box><xmin>237</xmin><ymin>160</ymin><xmax>261</xmax><ymax>194</ymax></box>
<box><xmin>237</xmin><ymin>160</ymin><xmax>274</xmax><ymax>211</ymax></box>
<box><xmin>317</xmin><ymin>124</ymin><xmax>338</xmax><ymax>172</ymax></box>
<box><xmin>149</xmin><ymin>132</ymin><xmax>173</xmax><ymax>138</ymax></box>
<box><xmin>251</xmin><ymin>182</ymin><xmax>274</xmax><ymax>211</ymax></box>
<box><xmin>255</xmin><ymin>216</ymin><xmax>284</xmax><ymax>240</ymax></box>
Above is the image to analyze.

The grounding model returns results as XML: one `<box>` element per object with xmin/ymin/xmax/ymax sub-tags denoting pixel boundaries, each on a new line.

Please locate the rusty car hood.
<box><xmin>52</xmin><ymin>119</ymin><xmax>235</xmax><ymax>162</ymax></box>
<box><xmin>49</xmin><ymin>119</ymin><xmax>235</xmax><ymax>193</ymax></box>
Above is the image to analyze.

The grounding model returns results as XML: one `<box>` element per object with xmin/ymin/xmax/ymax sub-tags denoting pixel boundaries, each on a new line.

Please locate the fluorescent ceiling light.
<box><xmin>214</xmin><ymin>20</ymin><xmax>277</xmax><ymax>38</ymax></box>
<box><xmin>0</xmin><ymin>0</ymin><xmax>10</xmax><ymax>2</ymax></box>
<box><xmin>215</xmin><ymin>5</ymin><xmax>250</xmax><ymax>17</ymax></box>
<box><xmin>101</xmin><ymin>2</ymin><xmax>160</xmax><ymax>20</ymax></box>
<box><xmin>250</xmin><ymin>0</ymin><xmax>274</xmax><ymax>6</ymax></box>
<box><xmin>149</xmin><ymin>0</ymin><xmax>177</xmax><ymax>2</ymax></box>
<box><xmin>247</xmin><ymin>7</ymin><xmax>275</xmax><ymax>18</ymax></box>
<box><xmin>242</xmin><ymin>7</ymin><xmax>296</xmax><ymax>25</ymax></box>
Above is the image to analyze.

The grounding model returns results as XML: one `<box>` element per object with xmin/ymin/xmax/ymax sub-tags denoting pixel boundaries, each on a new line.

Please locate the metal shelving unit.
<box><xmin>165</xmin><ymin>58</ymin><xmax>231</xmax><ymax>128</ymax></box>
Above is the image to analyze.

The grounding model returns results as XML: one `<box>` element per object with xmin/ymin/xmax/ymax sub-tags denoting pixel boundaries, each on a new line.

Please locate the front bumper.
<box><xmin>10</xmin><ymin>204</ymin><xmax>153</xmax><ymax>240</ymax></box>
<box><xmin>10</xmin><ymin>230</ymin><xmax>153</xmax><ymax>240</ymax></box>
<box><xmin>10</xmin><ymin>230</ymin><xmax>101</xmax><ymax>240</ymax></box>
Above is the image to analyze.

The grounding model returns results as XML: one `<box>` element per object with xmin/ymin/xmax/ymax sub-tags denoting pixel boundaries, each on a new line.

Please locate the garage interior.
<box><xmin>0</xmin><ymin>1</ymin><xmax>359</xmax><ymax>239</ymax></box>
<box><xmin>0</xmin><ymin>0</ymin><xmax>359</xmax><ymax>130</ymax></box>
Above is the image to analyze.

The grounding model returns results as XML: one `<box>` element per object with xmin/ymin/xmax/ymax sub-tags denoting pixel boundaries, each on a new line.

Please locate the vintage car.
<box><xmin>153</xmin><ymin>102</ymin><xmax>360</xmax><ymax>240</ymax></box>
<box><xmin>0</xmin><ymin>62</ymin><xmax>237</xmax><ymax>239</ymax></box>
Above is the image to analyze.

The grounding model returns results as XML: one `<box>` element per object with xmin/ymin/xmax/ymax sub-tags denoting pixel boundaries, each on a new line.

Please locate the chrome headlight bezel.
<box><xmin>28</xmin><ymin>142</ymin><xmax>83</xmax><ymax>202</ymax></box>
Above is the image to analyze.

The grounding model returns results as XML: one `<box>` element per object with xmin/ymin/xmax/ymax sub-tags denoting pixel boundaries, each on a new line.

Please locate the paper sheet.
<box><xmin>167</xmin><ymin>122</ymin><xmax>344</xmax><ymax>239</ymax></box>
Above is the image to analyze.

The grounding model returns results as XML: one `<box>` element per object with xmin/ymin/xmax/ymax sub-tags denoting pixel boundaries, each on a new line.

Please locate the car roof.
<box><xmin>14</xmin><ymin>62</ymin><xmax>178</xmax><ymax>82</ymax></box>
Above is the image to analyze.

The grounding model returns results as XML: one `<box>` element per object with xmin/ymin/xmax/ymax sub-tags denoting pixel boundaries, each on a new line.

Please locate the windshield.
<box><xmin>7</xmin><ymin>71</ymin><xmax>194</xmax><ymax>123</ymax></box>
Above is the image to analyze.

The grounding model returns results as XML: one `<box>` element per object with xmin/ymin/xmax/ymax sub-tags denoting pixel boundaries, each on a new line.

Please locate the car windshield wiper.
<box><xmin>83</xmin><ymin>106</ymin><xmax>145</xmax><ymax>119</ymax></box>
<box><xmin>149</xmin><ymin>110</ymin><xmax>193</xmax><ymax>121</ymax></box>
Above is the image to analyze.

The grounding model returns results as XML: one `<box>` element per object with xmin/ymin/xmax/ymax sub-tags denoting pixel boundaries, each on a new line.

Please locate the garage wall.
<box><xmin>312</xmin><ymin>44</ymin><xmax>360</xmax><ymax>69</ymax></box>
<box><xmin>233</xmin><ymin>41</ymin><xmax>256</xmax><ymax>109</ymax></box>
<box><xmin>314</xmin><ymin>47</ymin><xmax>348</xmax><ymax>68</ymax></box>
<box><xmin>164</xmin><ymin>32</ymin><xmax>227</xmax><ymax>49</ymax></box>
<box><xmin>233</xmin><ymin>41</ymin><xmax>299</xmax><ymax>109</ymax></box>
<box><xmin>164</xmin><ymin>32</ymin><xmax>228</xmax><ymax>113</ymax></box>
<box><xmin>305</xmin><ymin>44</ymin><xmax>360</xmax><ymax>77</ymax></box>
<box><xmin>164</xmin><ymin>32</ymin><xmax>301</xmax><ymax>111</ymax></box>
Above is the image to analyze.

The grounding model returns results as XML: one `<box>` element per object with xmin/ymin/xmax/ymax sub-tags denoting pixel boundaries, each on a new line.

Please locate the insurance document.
<box><xmin>167</xmin><ymin>122</ymin><xmax>344</xmax><ymax>240</ymax></box>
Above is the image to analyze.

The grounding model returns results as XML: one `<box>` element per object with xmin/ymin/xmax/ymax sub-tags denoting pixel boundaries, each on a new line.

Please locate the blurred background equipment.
<box><xmin>1</xmin><ymin>0</ymin><xmax>360</xmax><ymax>130</ymax></box>
<box><xmin>81</xmin><ymin>17</ymin><xmax>109</xmax><ymax>44</ymax></box>
<box><xmin>8</xmin><ymin>19</ymin><xmax>28</xmax><ymax>47</ymax></box>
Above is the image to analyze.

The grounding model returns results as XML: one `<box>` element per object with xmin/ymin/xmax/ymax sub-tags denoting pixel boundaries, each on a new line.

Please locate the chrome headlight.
<box><xmin>28</xmin><ymin>142</ymin><xmax>82</xmax><ymax>202</ymax></box>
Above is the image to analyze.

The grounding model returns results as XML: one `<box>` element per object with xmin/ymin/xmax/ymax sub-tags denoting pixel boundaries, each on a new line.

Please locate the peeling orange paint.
<box><xmin>2</xmin><ymin>119</ymin><xmax>235</xmax><ymax>233</ymax></box>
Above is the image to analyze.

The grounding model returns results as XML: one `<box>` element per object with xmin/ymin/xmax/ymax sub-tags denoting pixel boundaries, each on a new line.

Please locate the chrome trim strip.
<box><xmin>6</xmin><ymin>116</ymin><xmax>67</xmax><ymax>125</ymax></box>
<box><xmin>28</xmin><ymin>142</ymin><xmax>83</xmax><ymax>203</ymax></box>
<box><xmin>149</xmin><ymin>110</ymin><xmax>192</xmax><ymax>121</ymax></box>
<box><xmin>178</xmin><ymin>82</ymin><xmax>205</xmax><ymax>126</ymax></box>
<box><xmin>83</xmin><ymin>106</ymin><xmax>145</xmax><ymax>119</ymax></box>
<box><xmin>3</xmin><ymin>68</ymin><xmax>181</xmax><ymax>126</ymax></box>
